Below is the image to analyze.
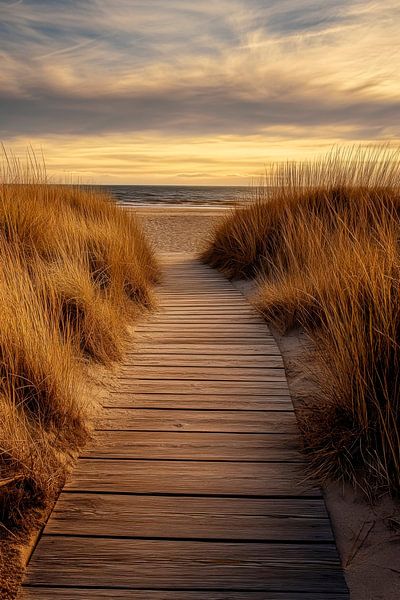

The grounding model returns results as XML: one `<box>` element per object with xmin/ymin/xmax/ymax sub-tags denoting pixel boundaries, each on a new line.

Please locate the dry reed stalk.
<box><xmin>203</xmin><ymin>146</ymin><xmax>400</xmax><ymax>494</ymax></box>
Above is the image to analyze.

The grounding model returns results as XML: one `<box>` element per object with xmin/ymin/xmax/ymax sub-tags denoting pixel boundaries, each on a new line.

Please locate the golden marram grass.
<box><xmin>202</xmin><ymin>146</ymin><xmax>400</xmax><ymax>495</ymax></box>
<box><xmin>0</xmin><ymin>155</ymin><xmax>160</xmax><ymax>597</ymax></box>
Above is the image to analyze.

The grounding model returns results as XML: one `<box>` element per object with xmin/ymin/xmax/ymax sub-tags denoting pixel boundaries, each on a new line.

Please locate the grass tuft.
<box><xmin>202</xmin><ymin>146</ymin><xmax>400</xmax><ymax>495</ymax></box>
<box><xmin>0</xmin><ymin>153</ymin><xmax>159</xmax><ymax>597</ymax></box>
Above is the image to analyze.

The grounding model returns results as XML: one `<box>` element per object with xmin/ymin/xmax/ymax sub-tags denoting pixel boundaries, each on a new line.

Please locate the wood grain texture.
<box><xmin>136</xmin><ymin>324</ymin><xmax>270</xmax><ymax>331</ymax></box>
<box><xmin>127</xmin><ymin>343</ymin><xmax>281</xmax><ymax>354</ymax></box>
<box><xmin>137</xmin><ymin>334</ymin><xmax>273</xmax><ymax>342</ymax></box>
<box><xmin>98</xmin><ymin>408</ymin><xmax>297</xmax><ymax>433</ymax></box>
<box><xmin>83</xmin><ymin>431</ymin><xmax>302</xmax><ymax>460</ymax></box>
<box><xmin>64</xmin><ymin>459</ymin><xmax>319</xmax><ymax>496</ymax></box>
<box><xmin>106</xmin><ymin>392</ymin><xmax>293</xmax><ymax>410</ymax></box>
<box><xmin>45</xmin><ymin>494</ymin><xmax>333</xmax><ymax>541</ymax></box>
<box><xmin>22</xmin><ymin>253</ymin><xmax>347</xmax><ymax>598</ymax></box>
<box><xmin>117</xmin><ymin>380</ymin><xmax>290</xmax><ymax>395</ymax></box>
<box><xmin>118</xmin><ymin>366</ymin><xmax>286</xmax><ymax>381</ymax></box>
<box><xmin>125</xmin><ymin>354</ymin><xmax>284</xmax><ymax>367</ymax></box>
<box><xmin>21</xmin><ymin>590</ymin><xmax>349</xmax><ymax>599</ymax></box>
<box><xmin>25</xmin><ymin>538</ymin><xmax>346</xmax><ymax>593</ymax></box>
<box><xmin>146</xmin><ymin>318</ymin><xmax>265</xmax><ymax>325</ymax></box>
<box><xmin>155</xmin><ymin>307</ymin><xmax>258</xmax><ymax>312</ymax></box>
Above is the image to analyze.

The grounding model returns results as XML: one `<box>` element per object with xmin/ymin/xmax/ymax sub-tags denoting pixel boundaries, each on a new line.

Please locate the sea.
<box><xmin>94</xmin><ymin>185</ymin><xmax>250</xmax><ymax>206</ymax></box>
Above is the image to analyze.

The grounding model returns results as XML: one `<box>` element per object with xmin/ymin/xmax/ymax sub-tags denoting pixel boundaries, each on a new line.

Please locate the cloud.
<box><xmin>1</xmin><ymin>78</ymin><xmax>399</xmax><ymax>140</ymax></box>
<box><xmin>0</xmin><ymin>0</ymin><xmax>399</xmax><ymax>182</ymax></box>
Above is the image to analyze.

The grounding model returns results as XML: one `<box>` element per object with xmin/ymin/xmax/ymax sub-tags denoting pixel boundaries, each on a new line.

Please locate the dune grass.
<box><xmin>0</xmin><ymin>160</ymin><xmax>159</xmax><ymax>597</ymax></box>
<box><xmin>202</xmin><ymin>146</ymin><xmax>400</xmax><ymax>495</ymax></box>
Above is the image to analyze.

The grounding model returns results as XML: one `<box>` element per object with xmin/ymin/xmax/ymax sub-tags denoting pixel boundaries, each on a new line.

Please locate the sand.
<box><xmin>137</xmin><ymin>205</ymin><xmax>400</xmax><ymax>600</ymax></box>
<box><xmin>272</xmin><ymin>325</ymin><xmax>400</xmax><ymax>600</ymax></box>
<box><xmin>134</xmin><ymin>206</ymin><xmax>228</xmax><ymax>252</ymax></box>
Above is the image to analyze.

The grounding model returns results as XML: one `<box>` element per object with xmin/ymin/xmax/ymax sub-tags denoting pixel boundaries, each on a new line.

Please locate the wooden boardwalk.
<box><xmin>22</xmin><ymin>254</ymin><xmax>348</xmax><ymax>599</ymax></box>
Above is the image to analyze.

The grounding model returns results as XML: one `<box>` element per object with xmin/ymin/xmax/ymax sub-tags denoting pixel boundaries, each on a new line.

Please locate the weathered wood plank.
<box><xmin>98</xmin><ymin>408</ymin><xmax>296</xmax><ymax>434</ymax></box>
<box><xmin>162</xmin><ymin>282</ymin><xmax>234</xmax><ymax>286</ymax></box>
<box><xmin>160</xmin><ymin>287</ymin><xmax>236</xmax><ymax>293</ymax></box>
<box><xmin>25</xmin><ymin>538</ymin><xmax>346</xmax><ymax>592</ymax></box>
<box><xmin>127</xmin><ymin>343</ymin><xmax>281</xmax><ymax>355</ymax></box>
<box><xmin>158</xmin><ymin>300</ymin><xmax>247</xmax><ymax>304</ymax></box>
<box><xmin>64</xmin><ymin>459</ymin><xmax>319</xmax><ymax>496</ymax></box>
<box><xmin>136</xmin><ymin>325</ymin><xmax>272</xmax><ymax>333</ymax></box>
<box><xmin>117</xmin><ymin>380</ymin><xmax>290</xmax><ymax>395</ymax></box>
<box><xmin>21</xmin><ymin>590</ymin><xmax>349</xmax><ymax>599</ymax></box>
<box><xmin>84</xmin><ymin>431</ymin><xmax>302</xmax><ymax>460</ymax></box>
<box><xmin>155</xmin><ymin>311</ymin><xmax>260</xmax><ymax>316</ymax></box>
<box><xmin>144</xmin><ymin>317</ymin><xmax>264</xmax><ymax>324</ymax></box>
<box><xmin>158</xmin><ymin>308</ymin><xmax>256</xmax><ymax>313</ymax></box>
<box><xmin>125</xmin><ymin>354</ymin><xmax>284</xmax><ymax>367</ymax></box>
<box><xmin>139</xmin><ymin>335</ymin><xmax>274</xmax><ymax>342</ymax></box>
<box><xmin>158</xmin><ymin>294</ymin><xmax>245</xmax><ymax>299</ymax></box>
<box><xmin>106</xmin><ymin>392</ymin><xmax>293</xmax><ymax>410</ymax></box>
<box><xmin>44</xmin><ymin>494</ymin><xmax>333</xmax><ymax>541</ymax></box>
<box><xmin>118</xmin><ymin>366</ymin><xmax>286</xmax><ymax>381</ymax></box>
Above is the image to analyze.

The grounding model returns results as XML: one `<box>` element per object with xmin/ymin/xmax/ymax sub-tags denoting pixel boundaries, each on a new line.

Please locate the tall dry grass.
<box><xmin>202</xmin><ymin>146</ymin><xmax>400</xmax><ymax>495</ymax></box>
<box><xmin>0</xmin><ymin>155</ymin><xmax>159</xmax><ymax>596</ymax></box>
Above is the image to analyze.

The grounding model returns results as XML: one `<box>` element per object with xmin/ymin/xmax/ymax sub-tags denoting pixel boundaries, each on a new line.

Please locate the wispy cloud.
<box><xmin>0</xmin><ymin>0</ymin><xmax>399</xmax><ymax>182</ymax></box>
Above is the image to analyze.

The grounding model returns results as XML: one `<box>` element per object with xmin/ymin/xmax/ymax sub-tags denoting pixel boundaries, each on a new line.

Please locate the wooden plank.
<box><xmin>145</xmin><ymin>317</ymin><xmax>264</xmax><ymax>324</ymax></box>
<box><xmin>158</xmin><ymin>300</ymin><xmax>251</xmax><ymax>305</ymax></box>
<box><xmin>161</xmin><ymin>280</ymin><xmax>231</xmax><ymax>284</ymax></box>
<box><xmin>161</xmin><ymin>270</ymin><xmax>225</xmax><ymax>274</ymax></box>
<box><xmin>25</xmin><ymin>538</ymin><xmax>346</xmax><ymax>592</ymax></box>
<box><xmin>159</xmin><ymin>292</ymin><xmax>244</xmax><ymax>297</ymax></box>
<box><xmin>156</xmin><ymin>313</ymin><xmax>260</xmax><ymax>318</ymax></box>
<box><xmin>157</xmin><ymin>302</ymin><xmax>254</xmax><ymax>307</ymax></box>
<box><xmin>106</xmin><ymin>392</ymin><xmax>293</xmax><ymax>410</ymax></box>
<box><xmin>117</xmin><ymin>380</ymin><xmax>290</xmax><ymax>395</ymax></box>
<box><xmin>124</xmin><ymin>355</ymin><xmax>284</xmax><ymax>367</ymax></box>
<box><xmin>154</xmin><ymin>316</ymin><xmax>262</xmax><ymax>322</ymax></box>
<box><xmin>21</xmin><ymin>589</ymin><xmax>350</xmax><ymax>599</ymax></box>
<box><xmin>161</xmin><ymin>281</ymin><xmax>234</xmax><ymax>286</ymax></box>
<box><xmin>158</xmin><ymin>298</ymin><xmax>246</xmax><ymax>301</ymax></box>
<box><xmin>158</xmin><ymin>300</ymin><xmax>255</xmax><ymax>304</ymax></box>
<box><xmin>136</xmin><ymin>323</ymin><xmax>269</xmax><ymax>330</ymax></box>
<box><xmin>64</xmin><ymin>459</ymin><xmax>319</xmax><ymax>496</ymax></box>
<box><xmin>158</xmin><ymin>307</ymin><xmax>255</xmax><ymax>311</ymax></box>
<box><xmin>160</xmin><ymin>273</ymin><xmax>230</xmax><ymax>277</ymax></box>
<box><xmin>138</xmin><ymin>336</ymin><xmax>275</xmax><ymax>343</ymax></box>
<box><xmin>158</xmin><ymin>293</ymin><xmax>244</xmax><ymax>298</ymax></box>
<box><xmin>160</xmin><ymin>287</ymin><xmax>236</xmax><ymax>292</ymax></box>
<box><xmin>162</xmin><ymin>275</ymin><xmax>225</xmax><ymax>278</ymax></box>
<box><xmin>98</xmin><ymin>409</ymin><xmax>296</xmax><ymax>434</ymax></box>
<box><xmin>160</xmin><ymin>278</ymin><xmax>231</xmax><ymax>282</ymax></box>
<box><xmin>83</xmin><ymin>431</ymin><xmax>302</xmax><ymax>460</ymax></box>
<box><xmin>160</xmin><ymin>276</ymin><xmax>233</xmax><ymax>281</ymax></box>
<box><xmin>44</xmin><ymin>494</ymin><xmax>332</xmax><ymax>541</ymax></box>
<box><xmin>161</xmin><ymin>271</ymin><xmax>226</xmax><ymax>276</ymax></box>
<box><xmin>128</xmin><ymin>343</ymin><xmax>281</xmax><ymax>355</ymax></box>
<box><xmin>158</xmin><ymin>288</ymin><xmax>246</xmax><ymax>292</ymax></box>
<box><xmin>118</xmin><ymin>366</ymin><xmax>286</xmax><ymax>381</ymax></box>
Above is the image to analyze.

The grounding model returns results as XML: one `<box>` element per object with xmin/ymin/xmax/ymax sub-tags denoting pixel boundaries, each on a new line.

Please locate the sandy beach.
<box><xmin>138</xmin><ymin>205</ymin><xmax>400</xmax><ymax>600</ymax></box>
<box><xmin>134</xmin><ymin>206</ymin><xmax>229</xmax><ymax>252</ymax></box>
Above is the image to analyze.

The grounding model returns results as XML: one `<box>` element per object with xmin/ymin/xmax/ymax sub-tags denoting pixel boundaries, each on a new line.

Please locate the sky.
<box><xmin>1</xmin><ymin>0</ymin><xmax>400</xmax><ymax>184</ymax></box>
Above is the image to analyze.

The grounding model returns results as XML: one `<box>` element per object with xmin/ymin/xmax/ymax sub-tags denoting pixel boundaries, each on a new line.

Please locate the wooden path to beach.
<box><xmin>22</xmin><ymin>254</ymin><xmax>348</xmax><ymax>599</ymax></box>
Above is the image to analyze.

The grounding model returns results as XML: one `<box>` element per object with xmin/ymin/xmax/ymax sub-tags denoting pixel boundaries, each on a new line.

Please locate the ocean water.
<box><xmin>95</xmin><ymin>185</ymin><xmax>250</xmax><ymax>206</ymax></box>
